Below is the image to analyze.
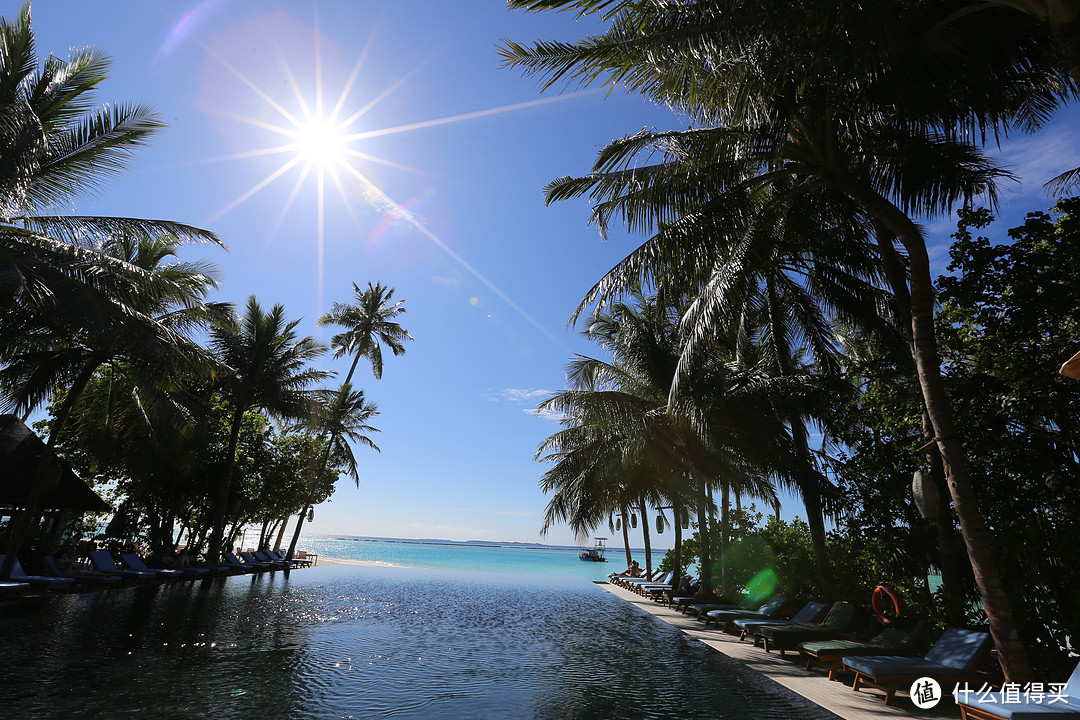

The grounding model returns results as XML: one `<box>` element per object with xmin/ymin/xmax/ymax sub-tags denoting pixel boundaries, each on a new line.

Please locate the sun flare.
<box><xmin>290</xmin><ymin>116</ymin><xmax>349</xmax><ymax>169</ymax></box>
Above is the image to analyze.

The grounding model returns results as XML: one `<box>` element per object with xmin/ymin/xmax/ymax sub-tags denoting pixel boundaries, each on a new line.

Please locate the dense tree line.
<box><xmin>0</xmin><ymin>6</ymin><xmax>410</xmax><ymax>571</ymax></box>
<box><xmin>509</xmin><ymin>0</ymin><xmax>1078</xmax><ymax>678</ymax></box>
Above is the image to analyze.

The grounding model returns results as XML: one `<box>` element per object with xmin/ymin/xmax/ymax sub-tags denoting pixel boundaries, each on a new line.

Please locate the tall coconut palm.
<box><xmin>205</xmin><ymin>297</ymin><xmax>329</xmax><ymax>563</ymax></box>
<box><xmin>285</xmin><ymin>382</ymin><xmax>380</xmax><ymax>560</ymax></box>
<box><xmin>319</xmin><ymin>282</ymin><xmax>412</xmax><ymax>384</ymax></box>
<box><xmin>501</xmin><ymin>0</ymin><xmax>1067</xmax><ymax>679</ymax></box>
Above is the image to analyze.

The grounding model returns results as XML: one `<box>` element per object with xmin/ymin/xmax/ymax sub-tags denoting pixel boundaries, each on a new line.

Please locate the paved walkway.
<box><xmin>599</xmin><ymin>583</ymin><xmax>960</xmax><ymax>720</ymax></box>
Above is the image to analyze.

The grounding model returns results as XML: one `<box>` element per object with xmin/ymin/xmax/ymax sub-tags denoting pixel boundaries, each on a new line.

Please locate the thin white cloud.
<box><xmin>501</xmin><ymin>388</ymin><xmax>556</xmax><ymax>403</ymax></box>
<box><xmin>528</xmin><ymin>406</ymin><xmax>566</xmax><ymax>423</ymax></box>
<box><xmin>997</xmin><ymin>124</ymin><xmax>1080</xmax><ymax>193</ymax></box>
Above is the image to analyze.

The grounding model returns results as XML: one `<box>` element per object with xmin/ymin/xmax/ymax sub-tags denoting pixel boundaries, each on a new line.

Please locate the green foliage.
<box><xmin>934</xmin><ymin>199</ymin><xmax>1080</xmax><ymax>673</ymax></box>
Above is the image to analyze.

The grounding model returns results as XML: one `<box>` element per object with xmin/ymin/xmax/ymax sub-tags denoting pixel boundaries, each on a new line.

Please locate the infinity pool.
<box><xmin>0</xmin><ymin>566</ymin><xmax>836</xmax><ymax>719</ymax></box>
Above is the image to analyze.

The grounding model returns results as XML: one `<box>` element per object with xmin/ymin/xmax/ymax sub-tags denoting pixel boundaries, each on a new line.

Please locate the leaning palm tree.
<box><xmin>319</xmin><ymin>282</ymin><xmax>412</xmax><ymax>384</ymax></box>
<box><xmin>0</xmin><ymin>4</ymin><xmax>220</xmax><ymax>329</ymax></box>
<box><xmin>501</xmin><ymin>0</ymin><xmax>1068</xmax><ymax>679</ymax></box>
<box><xmin>205</xmin><ymin>297</ymin><xmax>329</xmax><ymax>563</ymax></box>
<box><xmin>285</xmin><ymin>382</ymin><xmax>380</xmax><ymax>560</ymax></box>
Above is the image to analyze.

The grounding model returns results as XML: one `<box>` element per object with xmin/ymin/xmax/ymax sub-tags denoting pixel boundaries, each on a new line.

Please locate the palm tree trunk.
<box><xmin>274</xmin><ymin>513</ymin><xmax>290</xmax><ymax>551</ymax></box>
<box><xmin>835</xmin><ymin>172</ymin><xmax>1033</xmax><ymax>682</ymax></box>
<box><xmin>696</xmin><ymin>475</ymin><xmax>713</xmax><ymax>598</ymax></box>
<box><xmin>287</xmin><ymin>441</ymin><xmax>334</xmax><ymax>560</ymax></box>
<box><xmin>638</xmin><ymin>498</ymin><xmax>653</xmax><ymax>577</ymax></box>
<box><xmin>672</xmin><ymin>499</ymin><xmax>684</xmax><ymax>589</ymax></box>
<box><xmin>721</xmin><ymin>482</ymin><xmax>729</xmax><ymax>588</ymax></box>
<box><xmin>206</xmin><ymin>405</ymin><xmax>245</xmax><ymax>564</ymax></box>
<box><xmin>764</xmin><ymin>279</ymin><xmax>835</xmax><ymax>597</ymax></box>
<box><xmin>620</xmin><ymin>510</ymin><xmax>632</xmax><ymax>569</ymax></box>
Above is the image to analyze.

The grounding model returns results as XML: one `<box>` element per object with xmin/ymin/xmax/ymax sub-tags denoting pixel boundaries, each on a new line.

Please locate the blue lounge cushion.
<box><xmin>735</xmin><ymin>600</ymin><xmax>827</xmax><ymax>631</ymax></box>
<box><xmin>844</xmin><ymin>628</ymin><xmax>992</xmax><ymax>677</ymax></box>
<box><xmin>958</xmin><ymin>662</ymin><xmax>1080</xmax><ymax>720</ymax></box>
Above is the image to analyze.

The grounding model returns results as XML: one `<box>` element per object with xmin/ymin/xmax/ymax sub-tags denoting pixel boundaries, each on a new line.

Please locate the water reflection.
<box><xmin>0</xmin><ymin>567</ymin><xmax>835</xmax><ymax>719</ymax></box>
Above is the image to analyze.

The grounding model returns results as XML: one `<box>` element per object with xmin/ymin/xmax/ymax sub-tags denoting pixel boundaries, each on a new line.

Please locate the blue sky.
<box><xmin>22</xmin><ymin>1</ymin><xmax>1080</xmax><ymax>548</ymax></box>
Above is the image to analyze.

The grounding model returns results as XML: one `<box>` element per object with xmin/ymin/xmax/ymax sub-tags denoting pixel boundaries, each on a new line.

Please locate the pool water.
<box><xmin>0</xmin><ymin>566</ymin><xmax>838</xmax><ymax>719</ymax></box>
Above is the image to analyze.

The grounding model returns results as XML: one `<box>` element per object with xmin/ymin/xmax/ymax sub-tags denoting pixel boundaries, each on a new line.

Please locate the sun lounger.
<box><xmin>89</xmin><ymin>550</ymin><xmax>159</xmax><ymax>581</ymax></box>
<box><xmin>957</xmin><ymin>660</ymin><xmax>1080</xmax><ymax>719</ymax></box>
<box><xmin>223</xmin><ymin>552</ymin><xmax>267</xmax><ymax>572</ymax></box>
<box><xmin>799</xmin><ymin>618</ymin><xmax>929</xmax><ymax>679</ymax></box>
<box><xmin>120</xmin><ymin>553</ymin><xmax>200</xmax><ymax>580</ymax></box>
<box><xmin>0</xmin><ymin>579</ymin><xmax>31</xmax><ymax>594</ymax></box>
<box><xmin>232</xmin><ymin>552</ymin><xmax>272</xmax><ymax>571</ymax></box>
<box><xmin>703</xmin><ymin>595</ymin><xmax>791</xmax><ymax>629</ymax></box>
<box><xmin>0</xmin><ymin>555</ymin><xmax>75</xmax><ymax>591</ymax></box>
<box><xmin>689</xmin><ymin>590</ymin><xmax>770</xmax><ymax>618</ymax></box>
<box><xmin>43</xmin><ymin>556</ymin><xmax>122</xmax><ymax>587</ymax></box>
<box><xmin>842</xmin><ymin>627</ymin><xmax>992</xmax><ymax>705</ymax></box>
<box><xmin>252</xmin><ymin>551</ymin><xmax>291</xmax><ymax>569</ymax></box>
<box><xmin>734</xmin><ymin>600</ymin><xmax>829</xmax><ymax>640</ymax></box>
<box><xmin>756</xmin><ymin>600</ymin><xmax>864</xmax><ymax>656</ymax></box>
<box><xmin>270</xmin><ymin>549</ymin><xmax>311</xmax><ymax>568</ymax></box>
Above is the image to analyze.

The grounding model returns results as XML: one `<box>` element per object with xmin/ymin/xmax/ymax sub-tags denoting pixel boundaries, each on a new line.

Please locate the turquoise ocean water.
<box><xmin>298</xmin><ymin>535</ymin><xmax>665</xmax><ymax>581</ymax></box>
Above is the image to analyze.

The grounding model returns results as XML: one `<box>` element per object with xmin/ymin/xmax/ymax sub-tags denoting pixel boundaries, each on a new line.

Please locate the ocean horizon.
<box><xmin>293</xmin><ymin>534</ymin><xmax>674</xmax><ymax>583</ymax></box>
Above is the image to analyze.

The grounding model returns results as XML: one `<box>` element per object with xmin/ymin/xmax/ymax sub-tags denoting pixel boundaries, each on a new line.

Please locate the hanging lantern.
<box><xmin>630</xmin><ymin>513</ymin><xmax>637</xmax><ymax>529</ymax></box>
<box><xmin>912</xmin><ymin>470</ymin><xmax>940</xmax><ymax>520</ymax></box>
<box><xmin>308</xmin><ymin>508</ymin><xmax>315</xmax><ymax>523</ymax></box>
<box><xmin>615</xmin><ymin>518</ymin><xmax>622</xmax><ymax>532</ymax></box>
<box><xmin>656</xmin><ymin>514</ymin><xmax>665</xmax><ymax>534</ymax></box>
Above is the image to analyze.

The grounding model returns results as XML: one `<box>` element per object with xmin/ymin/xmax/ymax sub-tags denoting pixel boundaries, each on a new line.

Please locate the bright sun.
<box><xmin>290</xmin><ymin>116</ymin><xmax>349</xmax><ymax>169</ymax></box>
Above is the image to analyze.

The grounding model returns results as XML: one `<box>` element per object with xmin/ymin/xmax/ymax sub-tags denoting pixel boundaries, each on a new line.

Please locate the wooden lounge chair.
<box><xmin>734</xmin><ymin>600</ymin><xmax>828</xmax><ymax>641</ymax></box>
<box><xmin>689</xmin><ymin>590</ymin><xmax>771</xmax><ymax>619</ymax></box>
<box><xmin>799</xmin><ymin>617</ymin><xmax>929</xmax><ymax>680</ymax></box>
<box><xmin>957</xmin><ymin>660</ymin><xmax>1080</xmax><ymax>719</ymax></box>
<box><xmin>842</xmin><ymin>627</ymin><xmax>992</xmax><ymax>705</ymax></box>
<box><xmin>756</xmin><ymin>600</ymin><xmax>865</xmax><ymax>656</ymax></box>
<box><xmin>703</xmin><ymin>595</ymin><xmax>792</xmax><ymax>630</ymax></box>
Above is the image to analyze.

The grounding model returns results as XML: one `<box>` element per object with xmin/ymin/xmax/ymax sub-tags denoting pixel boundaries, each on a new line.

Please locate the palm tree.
<box><xmin>501</xmin><ymin>0</ymin><xmax>1066</xmax><ymax>679</ymax></box>
<box><xmin>0</xmin><ymin>4</ymin><xmax>220</xmax><ymax>328</ymax></box>
<box><xmin>285</xmin><ymin>382</ymin><xmax>380</xmax><ymax>560</ymax></box>
<box><xmin>0</xmin><ymin>5</ymin><xmax>223</xmax><ymax>578</ymax></box>
<box><xmin>205</xmin><ymin>297</ymin><xmax>329</xmax><ymax>563</ymax></box>
<box><xmin>319</xmin><ymin>282</ymin><xmax>412</xmax><ymax>384</ymax></box>
<box><xmin>0</xmin><ymin>232</ymin><xmax>223</xmax><ymax>579</ymax></box>
<box><xmin>537</xmin><ymin>295</ymin><xmax>783</xmax><ymax>594</ymax></box>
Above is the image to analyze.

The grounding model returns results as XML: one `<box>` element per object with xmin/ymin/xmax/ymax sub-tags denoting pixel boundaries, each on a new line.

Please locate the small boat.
<box><xmin>579</xmin><ymin>537</ymin><xmax>608</xmax><ymax>562</ymax></box>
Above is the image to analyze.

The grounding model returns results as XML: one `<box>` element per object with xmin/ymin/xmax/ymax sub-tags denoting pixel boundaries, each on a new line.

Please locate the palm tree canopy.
<box><xmin>308</xmin><ymin>382</ymin><xmax>381</xmax><ymax>486</ymax></box>
<box><xmin>210</xmin><ymin>296</ymin><xmax>330</xmax><ymax>421</ymax></box>
<box><xmin>319</xmin><ymin>281</ymin><xmax>412</xmax><ymax>382</ymax></box>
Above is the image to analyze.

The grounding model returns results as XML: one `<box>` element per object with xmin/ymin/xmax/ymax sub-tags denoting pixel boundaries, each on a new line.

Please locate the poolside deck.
<box><xmin>599</xmin><ymin>582</ymin><xmax>960</xmax><ymax>720</ymax></box>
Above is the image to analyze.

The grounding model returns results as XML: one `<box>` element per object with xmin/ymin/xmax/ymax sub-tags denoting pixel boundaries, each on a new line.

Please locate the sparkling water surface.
<box><xmin>0</xmin><ymin>562</ymin><xmax>837</xmax><ymax>720</ymax></box>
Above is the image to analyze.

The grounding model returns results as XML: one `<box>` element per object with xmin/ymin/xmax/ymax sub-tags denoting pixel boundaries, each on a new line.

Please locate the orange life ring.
<box><xmin>871</xmin><ymin>584</ymin><xmax>905</xmax><ymax>625</ymax></box>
